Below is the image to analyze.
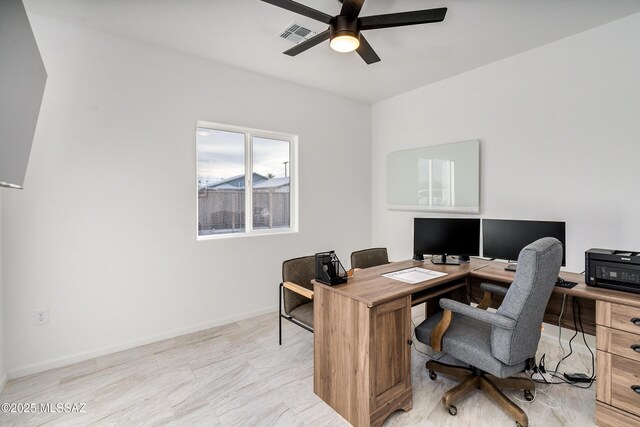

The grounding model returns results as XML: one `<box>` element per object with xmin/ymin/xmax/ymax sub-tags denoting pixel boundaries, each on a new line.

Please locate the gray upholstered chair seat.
<box><xmin>289</xmin><ymin>302</ymin><xmax>313</xmax><ymax>328</ymax></box>
<box><xmin>415</xmin><ymin>311</ymin><xmax>526</xmax><ymax>378</ymax></box>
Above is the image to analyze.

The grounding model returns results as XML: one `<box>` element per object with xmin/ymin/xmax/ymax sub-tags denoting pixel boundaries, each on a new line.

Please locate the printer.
<box><xmin>586</xmin><ymin>248</ymin><xmax>640</xmax><ymax>294</ymax></box>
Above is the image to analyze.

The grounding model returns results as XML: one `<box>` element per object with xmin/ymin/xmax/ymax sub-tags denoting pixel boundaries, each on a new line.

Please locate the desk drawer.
<box><xmin>611</xmin><ymin>354</ymin><xmax>640</xmax><ymax>418</ymax></box>
<box><xmin>598</xmin><ymin>302</ymin><xmax>640</xmax><ymax>334</ymax></box>
<box><xmin>598</xmin><ymin>327</ymin><xmax>640</xmax><ymax>363</ymax></box>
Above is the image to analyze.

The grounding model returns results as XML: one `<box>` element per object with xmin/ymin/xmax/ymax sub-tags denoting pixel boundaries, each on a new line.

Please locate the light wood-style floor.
<box><xmin>0</xmin><ymin>307</ymin><xmax>596</xmax><ymax>426</ymax></box>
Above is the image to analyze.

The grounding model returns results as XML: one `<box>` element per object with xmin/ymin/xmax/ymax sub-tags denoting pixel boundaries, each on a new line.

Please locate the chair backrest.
<box><xmin>282</xmin><ymin>255</ymin><xmax>316</xmax><ymax>315</ymax></box>
<box><xmin>492</xmin><ymin>237</ymin><xmax>563</xmax><ymax>366</ymax></box>
<box><xmin>350</xmin><ymin>248</ymin><xmax>389</xmax><ymax>270</ymax></box>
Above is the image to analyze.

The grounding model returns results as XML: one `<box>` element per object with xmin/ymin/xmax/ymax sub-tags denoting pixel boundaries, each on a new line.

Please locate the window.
<box><xmin>196</xmin><ymin>122</ymin><xmax>297</xmax><ymax>238</ymax></box>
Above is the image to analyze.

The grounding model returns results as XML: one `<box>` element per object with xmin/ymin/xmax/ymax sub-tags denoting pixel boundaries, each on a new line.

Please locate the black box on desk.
<box><xmin>585</xmin><ymin>248</ymin><xmax>640</xmax><ymax>294</ymax></box>
<box><xmin>315</xmin><ymin>251</ymin><xmax>348</xmax><ymax>285</ymax></box>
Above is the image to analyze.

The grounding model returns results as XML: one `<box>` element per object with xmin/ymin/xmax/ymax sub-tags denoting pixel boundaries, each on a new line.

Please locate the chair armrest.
<box><xmin>477</xmin><ymin>283</ymin><xmax>509</xmax><ymax>310</ymax></box>
<box><xmin>480</xmin><ymin>283</ymin><xmax>509</xmax><ymax>296</ymax></box>
<box><xmin>440</xmin><ymin>299</ymin><xmax>516</xmax><ymax>329</ymax></box>
<box><xmin>430</xmin><ymin>309</ymin><xmax>453</xmax><ymax>352</ymax></box>
<box><xmin>282</xmin><ymin>281</ymin><xmax>313</xmax><ymax>300</ymax></box>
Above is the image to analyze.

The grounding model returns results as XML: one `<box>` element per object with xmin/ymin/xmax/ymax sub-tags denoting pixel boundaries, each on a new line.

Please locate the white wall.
<box><xmin>0</xmin><ymin>0</ymin><xmax>47</xmax><ymax>188</ymax></box>
<box><xmin>0</xmin><ymin>190</ymin><xmax>5</xmax><ymax>390</ymax></box>
<box><xmin>371</xmin><ymin>12</ymin><xmax>640</xmax><ymax>273</ymax></box>
<box><xmin>1</xmin><ymin>15</ymin><xmax>371</xmax><ymax>377</ymax></box>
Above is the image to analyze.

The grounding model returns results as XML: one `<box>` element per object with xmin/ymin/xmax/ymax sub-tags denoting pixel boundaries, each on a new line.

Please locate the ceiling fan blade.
<box><xmin>356</xmin><ymin>35</ymin><xmax>380</xmax><ymax>64</ymax></box>
<box><xmin>283</xmin><ymin>29</ymin><xmax>330</xmax><ymax>56</ymax></box>
<box><xmin>340</xmin><ymin>0</ymin><xmax>365</xmax><ymax>20</ymax></box>
<box><xmin>260</xmin><ymin>0</ymin><xmax>333</xmax><ymax>24</ymax></box>
<box><xmin>359</xmin><ymin>7</ymin><xmax>447</xmax><ymax>31</ymax></box>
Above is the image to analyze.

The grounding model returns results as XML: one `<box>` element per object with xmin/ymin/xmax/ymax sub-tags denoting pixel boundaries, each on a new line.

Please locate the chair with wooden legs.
<box><xmin>415</xmin><ymin>238</ymin><xmax>563</xmax><ymax>427</ymax></box>
<box><xmin>279</xmin><ymin>255</ymin><xmax>316</xmax><ymax>345</ymax></box>
<box><xmin>350</xmin><ymin>247</ymin><xmax>389</xmax><ymax>270</ymax></box>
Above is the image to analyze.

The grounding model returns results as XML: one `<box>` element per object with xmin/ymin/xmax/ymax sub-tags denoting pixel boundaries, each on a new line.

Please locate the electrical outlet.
<box><xmin>33</xmin><ymin>308</ymin><xmax>49</xmax><ymax>326</ymax></box>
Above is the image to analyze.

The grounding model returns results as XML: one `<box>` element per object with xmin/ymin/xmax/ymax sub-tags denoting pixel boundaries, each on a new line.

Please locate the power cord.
<box><xmin>510</xmin><ymin>380</ymin><xmax>560</xmax><ymax>410</ymax></box>
<box><xmin>513</xmin><ymin>356</ymin><xmax>560</xmax><ymax>409</ymax></box>
<box><xmin>468</xmin><ymin>291</ymin><xmax>479</xmax><ymax>305</ymax></box>
<box><xmin>555</xmin><ymin>294</ymin><xmax>567</xmax><ymax>370</ymax></box>
<box><xmin>576</xmin><ymin>297</ymin><xmax>596</xmax><ymax>381</ymax></box>
<box><xmin>410</xmin><ymin>319</ymin><xmax>445</xmax><ymax>360</ymax></box>
<box><xmin>551</xmin><ymin>297</ymin><xmax>579</xmax><ymax>375</ymax></box>
<box><xmin>532</xmin><ymin>298</ymin><xmax>596</xmax><ymax>389</ymax></box>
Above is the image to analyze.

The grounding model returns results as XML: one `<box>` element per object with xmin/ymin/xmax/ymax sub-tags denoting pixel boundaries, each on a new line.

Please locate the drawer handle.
<box><xmin>632</xmin><ymin>318</ymin><xmax>640</xmax><ymax>326</ymax></box>
<box><xmin>632</xmin><ymin>385</ymin><xmax>640</xmax><ymax>394</ymax></box>
<box><xmin>632</xmin><ymin>345</ymin><xmax>640</xmax><ymax>353</ymax></box>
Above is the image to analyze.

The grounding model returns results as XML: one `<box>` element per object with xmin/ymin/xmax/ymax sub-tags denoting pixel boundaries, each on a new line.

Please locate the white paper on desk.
<box><xmin>382</xmin><ymin>267</ymin><xmax>448</xmax><ymax>284</ymax></box>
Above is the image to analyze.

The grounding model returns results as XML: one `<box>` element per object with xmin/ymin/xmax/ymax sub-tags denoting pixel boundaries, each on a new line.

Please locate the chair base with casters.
<box><xmin>278</xmin><ymin>282</ymin><xmax>313</xmax><ymax>345</ymax></box>
<box><xmin>425</xmin><ymin>360</ymin><xmax>534</xmax><ymax>426</ymax></box>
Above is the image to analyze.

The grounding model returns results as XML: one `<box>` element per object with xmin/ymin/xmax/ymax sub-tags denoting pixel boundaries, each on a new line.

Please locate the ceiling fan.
<box><xmin>260</xmin><ymin>0</ymin><xmax>447</xmax><ymax>64</ymax></box>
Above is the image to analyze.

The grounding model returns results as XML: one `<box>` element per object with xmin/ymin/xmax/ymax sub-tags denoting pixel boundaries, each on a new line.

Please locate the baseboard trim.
<box><xmin>8</xmin><ymin>305</ymin><xmax>278</xmax><ymax>380</ymax></box>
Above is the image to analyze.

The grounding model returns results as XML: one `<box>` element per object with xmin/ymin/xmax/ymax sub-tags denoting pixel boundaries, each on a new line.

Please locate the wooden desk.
<box><xmin>313</xmin><ymin>259</ymin><xmax>640</xmax><ymax>427</ymax></box>
<box><xmin>312</xmin><ymin>259</ymin><xmax>487</xmax><ymax>427</ymax></box>
<box><xmin>472</xmin><ymin>262</ymin><xmax>640</xmax><ymax>308</ymax></box>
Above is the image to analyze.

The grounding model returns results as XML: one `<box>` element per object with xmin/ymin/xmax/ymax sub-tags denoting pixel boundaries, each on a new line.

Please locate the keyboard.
<box><xmin>555</xmin><ymin>277</ymin><xmax>578</xmax><ymax>289</ymax></box>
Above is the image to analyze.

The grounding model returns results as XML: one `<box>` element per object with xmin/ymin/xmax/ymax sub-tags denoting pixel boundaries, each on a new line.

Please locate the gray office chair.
<box><xmin>350</xmin><ymin>247</ymin><xmax>389</xmax><ymax>270</ymax></box>
<box><xmin>279</xmin><ymin>255</ymin><xmax>315</xmax><ymax>345</ymax></box>
<box><xmin>415</xmin><ymin>237</ymin><xmax>562</xmax><ymax>427</ymax></box>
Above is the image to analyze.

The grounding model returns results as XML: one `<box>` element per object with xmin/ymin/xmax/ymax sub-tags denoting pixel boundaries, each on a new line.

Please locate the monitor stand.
<box><xmin>413</xmin><ymin>253</ymin><xmax>425</xmax><ymax>261</ymax></box>
<box><xmin>431</xmin><ymin>254</ymin><xmax>460</xmax><ymax>265</ymax></box>
<box><xmin>504</xmin><ymin>263</ymin><xmax>517</xmax><ymax>272</ymax></box>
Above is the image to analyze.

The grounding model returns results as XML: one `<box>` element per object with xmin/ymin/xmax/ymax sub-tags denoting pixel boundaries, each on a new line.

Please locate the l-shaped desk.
<box><xmin>312</xmin><ymin>258</ymin><xmax>640</xmax><ymax>427</ymax></box>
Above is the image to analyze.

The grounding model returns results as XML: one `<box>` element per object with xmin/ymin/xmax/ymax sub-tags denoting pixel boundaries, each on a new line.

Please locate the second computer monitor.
<box><xmin>483</xmin><ymin>219</ymin><xmax>566</xmax><ymax>269</ymax></box>
<box><xmin>413</xmin><ymin>218</ymin><xmax>481</xmax><ymax>265</ymax></box>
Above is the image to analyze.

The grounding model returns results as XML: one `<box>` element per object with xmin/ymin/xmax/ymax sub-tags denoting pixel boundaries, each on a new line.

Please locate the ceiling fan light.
<box><xmin>330</xmin><ymin>34</ymin><xmax>360</xmax><ymax>53</ymax></box>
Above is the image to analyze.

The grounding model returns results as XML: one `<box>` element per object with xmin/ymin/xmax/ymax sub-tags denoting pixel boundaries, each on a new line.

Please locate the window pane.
<box><xmin>252</xmin><ymin>137</ymin><xmax>290</xmax><ymax>230</ymax></box>
<box><xmin>197</xmin><ymin>128</ymin><xmax>245</xmax><ymax>235</ymax></box>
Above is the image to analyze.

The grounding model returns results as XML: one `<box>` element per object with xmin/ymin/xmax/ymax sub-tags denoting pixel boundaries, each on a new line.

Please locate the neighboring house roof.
<box><xmin>253</xmin><ymin>177</ymin><xmax>289</xmax><ymax>189</ymax></box>
<box><xmin>201</xmin><ymin>172</ymin><xmax>267</xmax><ymax>190</ymax></box>
<box><xmin>209</xmin><ymin>183</ymin><xmax>238</xmax><ymax>190</ymax></box>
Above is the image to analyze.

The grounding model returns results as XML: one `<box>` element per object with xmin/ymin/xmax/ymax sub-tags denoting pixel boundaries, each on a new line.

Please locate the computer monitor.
<box><xmin>482</xmin><ymin>219</ymin><xmax>566</xmax><ymax>270</ymax></box>
<box><xmin>413</xmin><ymin>218</ymin><xmax>481</xmax><ymax>265</ymax></box>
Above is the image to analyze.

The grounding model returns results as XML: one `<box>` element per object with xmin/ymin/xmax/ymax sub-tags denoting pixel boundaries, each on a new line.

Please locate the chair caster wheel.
<box><xmin>429</xmin><ymin>370</ymin><xmax>437</xmax><ymax>381</ymax></box>
<box><xmin>524</xmin><ymin>390</ymin><xmax>534</xmax><ymax>401</ymax></box>
<box><xmin>447</xmin><ymin>405</ymin><xmax>457</xmax><ymax>416</ymax></box>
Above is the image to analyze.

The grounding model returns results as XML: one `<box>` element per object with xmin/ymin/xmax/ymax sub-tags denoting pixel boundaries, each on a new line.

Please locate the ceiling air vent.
<box><xmin>278</xmin><ymin>22</ymin><xmax>318</xmax><ymax>44</ymax></box>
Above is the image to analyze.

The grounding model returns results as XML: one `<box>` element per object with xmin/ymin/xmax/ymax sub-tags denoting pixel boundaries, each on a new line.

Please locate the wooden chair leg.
<box><xmin>441</xmin><ymin>374</ymin><xmax>480</xmax><ymax>408</ymax></box>
<box><xmin>479</xmin><ymin>376</ymin><xmax>529</xmax><ymax>427</ymax></box>
<box><xmin>426</xmin><ymin>360</ymin><xmax>473</xmax><ymax>382</ymax></box>
<box><xmin>485</xmin><ymin>374</ymin><xmax>534</xmax><ymax>391</ymax></box>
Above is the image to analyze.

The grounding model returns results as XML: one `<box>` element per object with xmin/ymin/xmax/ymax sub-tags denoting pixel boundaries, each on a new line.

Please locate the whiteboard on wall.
<box><xmin>386</xmin><ymin>140</ymin><xmax>480</xmax><ymax>213</ymax></box>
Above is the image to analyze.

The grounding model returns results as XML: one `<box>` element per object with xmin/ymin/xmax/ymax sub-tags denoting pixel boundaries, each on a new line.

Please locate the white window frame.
<box><xmin>196</xmin><ymin>120</ymin><xmax>298</xmax><ymax>240</ymax></box>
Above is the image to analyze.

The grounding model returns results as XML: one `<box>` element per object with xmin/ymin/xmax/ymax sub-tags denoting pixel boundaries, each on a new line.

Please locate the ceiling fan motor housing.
<box><xmin>330</xmin><ymin>15</ymin><xmax>360</xmax><ymax>41</ymax></box>
<box><xmin>260</xmin><ymin>0</ymin><xmax>447</xmax><ymax>64</ymax></box>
